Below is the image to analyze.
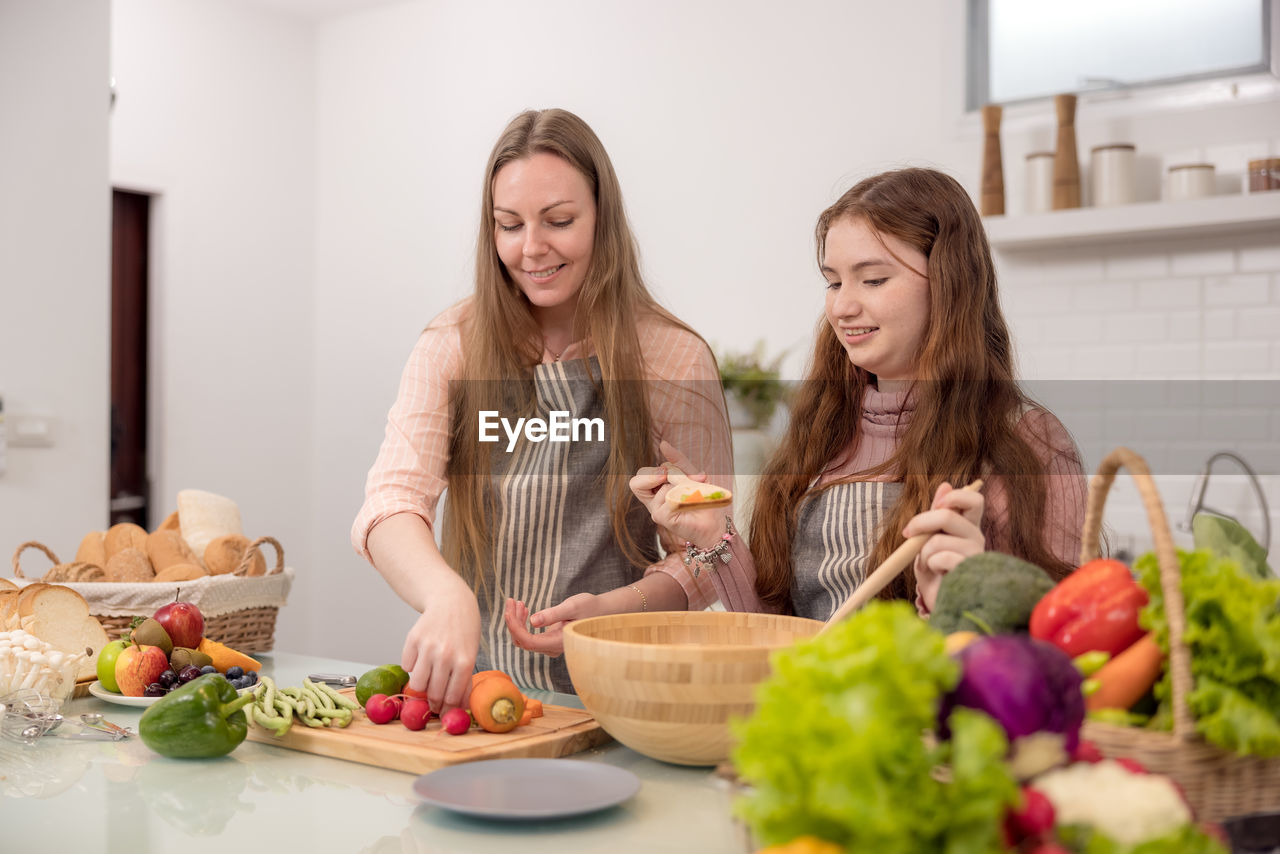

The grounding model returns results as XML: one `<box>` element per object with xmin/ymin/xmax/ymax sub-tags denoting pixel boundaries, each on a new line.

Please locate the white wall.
<box><xmin>4</xmin><ymin>1</ymin><xmax>1275</xmax><ymax>666</ymax></box>
<box><xmin>109</xmin><ymin>0</ymin><xmax>317</xmax><ymax>648</ymax></box>
<box><xmin>0</xmin><ymin>1</ymin><xmax>110</xmax><ymax>563</ymax></box>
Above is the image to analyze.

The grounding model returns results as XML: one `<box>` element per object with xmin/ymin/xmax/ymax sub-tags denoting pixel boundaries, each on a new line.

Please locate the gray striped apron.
<box><xmin>789</xmin><ymin>481</ymin><xmax>903</xmax><ymax>621</ymax></box>
<box><xmin>473</xmin><ymin>357</ymin><xmax>658</xmax><ymax>693</ymax></box>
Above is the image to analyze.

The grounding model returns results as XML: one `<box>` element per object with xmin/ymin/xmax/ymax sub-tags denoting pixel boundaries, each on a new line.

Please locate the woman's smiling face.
<box><xmin>822</xmin><ymin>216</ymin><xmax>931</xmax><ymax>389</ymax></box>
<box><xmin>492</xmin><ymin>152</ymin><xmax>597</xmax><ymax>321</ymax></box>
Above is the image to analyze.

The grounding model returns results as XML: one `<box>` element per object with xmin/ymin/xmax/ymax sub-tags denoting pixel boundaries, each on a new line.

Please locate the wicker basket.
<box><xmin>10</xmin><ymin>536</ymin><xmax>291</xmax><ymax>654</ymax></box>
<box><xmin>1078</xmin><ymin>447</ymin><xmax>1280</xmax><ymax>822</ymax></box>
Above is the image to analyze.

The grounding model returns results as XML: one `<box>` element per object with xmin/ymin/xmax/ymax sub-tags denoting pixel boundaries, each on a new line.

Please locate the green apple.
<box><xmin>96</xmin><ymin>639</ymin><xmax>128</xmax><ymax>693</ymax></box>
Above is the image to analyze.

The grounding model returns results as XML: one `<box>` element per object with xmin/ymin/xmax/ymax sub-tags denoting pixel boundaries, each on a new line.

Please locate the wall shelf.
<box><xmin>984</xmin><ymin>192</ymin><xmax>1280</xmax><ymax>252</ymax></box>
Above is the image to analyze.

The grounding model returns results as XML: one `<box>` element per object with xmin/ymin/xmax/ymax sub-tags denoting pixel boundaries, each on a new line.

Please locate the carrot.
<box><xmin>525</xmin><ymin>697</ymin><xmax>543</xmax><ymax>718</ymax></box>
<box><xmin>470</xmin><ymin>676</ymin><xmax>525</xmax><ymax>733</ymax></box>
<box><xmin>472</xmin><ymin>669</ymin><xmax>515</xmax><ymax>689</ymax></box>
<box><xmin>518</xmin><ymin>706</ymin><xmax>533</xmax><ymax>727</ymax></box>
<box><xmin>1085</xmin><ymin>632</ymin><xmax>1164</xmax><ymax>712</ymax></box>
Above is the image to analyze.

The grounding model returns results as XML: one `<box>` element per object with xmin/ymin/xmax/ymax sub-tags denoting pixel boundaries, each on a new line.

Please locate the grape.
<box><xmin>144</xmin><ymin>683</ymin><xmax>166</xmax><ymax>697</ymax></box>
<box><xmin>158</xmin><ymin>669</ymin><xmax>178</xmax><ymax>688</ymax></box>
<box><xmin>178</xmin><ymin>665</ymin><xmax>202</xmax><ymax>683</ymax></box>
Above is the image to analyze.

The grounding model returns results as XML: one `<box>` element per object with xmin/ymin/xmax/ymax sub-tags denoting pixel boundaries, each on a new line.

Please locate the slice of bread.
<box><xmin>177</xmin><ymin>489</ymin><xmax>243</xmax><ymax>560</ymax></box>
<box><xmin>19</xmin><ymin>585</ymin><xmax>110</xmax><ymax>681</ymax></box>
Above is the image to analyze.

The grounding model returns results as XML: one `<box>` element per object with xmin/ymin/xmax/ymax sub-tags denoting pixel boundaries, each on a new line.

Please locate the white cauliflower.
<box><xmin>1034</xmin><ymin>759</ymin><xmax>1192</xmax><ymax>846</ymax></box>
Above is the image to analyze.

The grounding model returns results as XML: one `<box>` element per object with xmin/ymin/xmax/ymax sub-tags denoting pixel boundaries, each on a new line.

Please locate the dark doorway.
<box><xmin>110</xmin><ymin>189</ymin><xmax>150</xmax><ymax>528</ymax></box>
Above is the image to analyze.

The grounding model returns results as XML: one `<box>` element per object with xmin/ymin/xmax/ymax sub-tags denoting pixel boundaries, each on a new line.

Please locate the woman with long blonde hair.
<box><xmin>629</xmin><ymin>167</ymin><xmax>1087</xmax><ymax>619</ymax></box>
<box><xmin>353</xmin><ymin>109</ymin><xmax>735</xmax><ymax>706</ymax></box>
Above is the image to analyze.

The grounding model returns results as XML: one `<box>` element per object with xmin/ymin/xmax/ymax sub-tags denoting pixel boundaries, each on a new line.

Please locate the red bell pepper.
<box><xmin>1029</xmin><ymin>559</ymin><xmax>1149</xmax><ymax>658</ymax></box>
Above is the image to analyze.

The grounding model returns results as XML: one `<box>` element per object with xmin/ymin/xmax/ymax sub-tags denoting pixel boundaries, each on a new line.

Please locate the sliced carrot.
<box><xmin>1085</xmin><ymin>632</ymin><xmax>1164</xmax><ymax>712</ymax></box>
<box><xmin>518</xmin><ymin>706</ymin><xmax>533</xmax><ymax>727</ymax></box>
<box><xmin>525</xmin><ymin>697</ymin><xmax>543</xmax><ymax>718</ymax></box>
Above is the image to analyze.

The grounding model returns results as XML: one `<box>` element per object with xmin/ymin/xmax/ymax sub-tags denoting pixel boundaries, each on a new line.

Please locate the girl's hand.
<box><xmin>401</xmin><ymin>571</ymin><xmax>481</xmax><ymax>714</ymax></box>
<box><xmin>503</xmin><ymin>593</ymin><xmax>601</xmax><ymax>657</ymax></box>
<box><xmin>904</xmin><ymin>482</ymin><xmax>986</xmax><ymax>613</ymax></box>
<box><xmin>629</xmin><ymin>440</ymin><xmax>727</xmax><ymax>549</ymax></box>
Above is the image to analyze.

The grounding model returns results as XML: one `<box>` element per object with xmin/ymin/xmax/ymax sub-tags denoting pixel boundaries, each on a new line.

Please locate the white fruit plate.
<box><xmin>87</xmin><ymin>680</ymin><xmax>253</xmax><ymax>707</ymax></box>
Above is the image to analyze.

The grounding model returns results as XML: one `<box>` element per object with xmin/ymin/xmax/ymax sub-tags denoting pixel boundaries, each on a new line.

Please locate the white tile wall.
<box><xmin>997</xmin><ymin>228</ymin><xmax>1280</xmax><ymax>568</ymax></box>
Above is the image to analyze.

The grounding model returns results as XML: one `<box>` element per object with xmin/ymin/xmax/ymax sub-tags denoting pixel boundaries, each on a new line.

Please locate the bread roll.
<box><xmin>204</xmin><ymin>533</ymin><xmax>264</xmax><ymax>576</ymax></box>
<box><xmin>0</xmin><ymin>578</ymin><xmax>16</xmax><ymax>591</ymax></box>
<box><xmin>104</xmin><ymin>523</ymin><xmax>148</xmax><ymax>562</ymax></box>
<box><xmin>153</xmin><ymin>563</ymin><xmax>205</xmax><ymax>583</ymax></box>
<box><xmin>177</xmin><ymin>489</ymin><xmax>243</xmax><ymax>560</ymax></box>
<box><xmin>156</xmin><ymin>510</ymin><xmax>181</xmax><ymax>533</ymax></box>
<box><xmin>74</xmin><ymin>531</ymin><xmax>107</xmax><ymax>566</ymax></box>
<box><xmin>104</xmin><ymin>547</ymin><xmax>155</xmax><ymax>582</ymax></box>
<box><xmin>146</xmin><ymin>529</ymin><xmax>201</xmax><ymax>573</ymax></box>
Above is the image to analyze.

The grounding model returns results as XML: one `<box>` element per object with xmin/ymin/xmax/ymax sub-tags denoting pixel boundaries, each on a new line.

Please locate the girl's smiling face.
<box><xmin>492</xmin><ymin>152</ymin><xmax>596</xmax><ymax>324</ymax></box>
<box><xmin>822</xmin><ymin>216</ymin><xmax>931</xmax><ymax>390</ymax></box>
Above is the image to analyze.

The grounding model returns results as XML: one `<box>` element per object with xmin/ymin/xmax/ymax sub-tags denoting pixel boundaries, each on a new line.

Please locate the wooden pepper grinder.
<box><xmin>980</xmin><ymin>104</ymin><xmax>1005</xmax><ymax>216</ymax></box>
<box><xmin>1052</xmin><ymin>93</ymin><xmax>1081</xmax><ymax>209</ymax></box>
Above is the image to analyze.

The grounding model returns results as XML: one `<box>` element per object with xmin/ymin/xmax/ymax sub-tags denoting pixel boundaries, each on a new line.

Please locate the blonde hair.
<box><xmin>442</xmin><ymin>108</ymin><xmax>708</xmax><ymax>593</ymax></box>
<box><xmin>751</xmin><ymin>168</ymin><xmax>1075</xmax><ymax>611</ymax></box>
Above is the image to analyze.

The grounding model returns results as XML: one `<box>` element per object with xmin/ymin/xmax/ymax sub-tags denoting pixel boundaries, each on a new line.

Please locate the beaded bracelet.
<box><xmin>682</xmin><ymin>516</ymin><xmax>737</xmax><ymax>577</ymax></box>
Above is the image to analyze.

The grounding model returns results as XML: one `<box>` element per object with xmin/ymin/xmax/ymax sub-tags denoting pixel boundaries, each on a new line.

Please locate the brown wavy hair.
<box><xmin>441</xmin><ymin>108</ymin><xmax>709</xmax><ymax>594</ymax></box>
<box><xmin>749</xmin><ymin>168</ymin><xmax>1075</xmax><ymax>612</ymax></box>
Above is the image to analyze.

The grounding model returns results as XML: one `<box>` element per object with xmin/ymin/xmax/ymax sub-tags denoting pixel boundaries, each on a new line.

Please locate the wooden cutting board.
<box><xmin>244</xmin><ymin>689</ymin><xmax>611</xmax><ymax>775</ymax></box>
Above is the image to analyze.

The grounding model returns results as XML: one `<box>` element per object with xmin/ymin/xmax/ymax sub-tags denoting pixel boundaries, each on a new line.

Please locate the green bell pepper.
<box><xmin>139</xmin><ymin>673</ymin><xmax>257</xmax><ymax>758</ymax></box>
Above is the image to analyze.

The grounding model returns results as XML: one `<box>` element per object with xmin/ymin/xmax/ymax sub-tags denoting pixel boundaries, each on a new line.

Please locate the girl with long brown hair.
<box><xmin>352</xmin><ymin>109</ymin><xmax>737</xmax><ymax>706</ymax></box>
<box><xmin>629</xmin><ymin>167</ymin><xmax>1087</xmax><ymax>619</ymax></box>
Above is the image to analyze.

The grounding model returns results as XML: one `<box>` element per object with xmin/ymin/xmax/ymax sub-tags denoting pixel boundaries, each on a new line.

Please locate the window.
<box><xmin>968</xmin><ymin>0</ymin><xmax>1274</xmax><ymax>110</ymax></box>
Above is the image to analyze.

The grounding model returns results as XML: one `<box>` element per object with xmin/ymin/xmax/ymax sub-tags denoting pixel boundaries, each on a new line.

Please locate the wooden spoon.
<box><xmin>663</xmin><ymin>465</ymin><xmax>733</xmax><ymax>510</ymax></box>
<box><xmin>821</xmin><ymin>479</ymin><xmax>984</xmax><ymax>631</ymax></box>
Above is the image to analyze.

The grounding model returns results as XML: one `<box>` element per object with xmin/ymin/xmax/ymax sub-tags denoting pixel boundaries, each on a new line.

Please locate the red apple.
<box><xmin>153</xmin><ymin>601</ymin><xmax>205</xmax><ymax>649</ymax></box>
<box><xmin>115</xmin><ymin>644</ymin><xmax>170</xmax><ymax>696</ymax></box>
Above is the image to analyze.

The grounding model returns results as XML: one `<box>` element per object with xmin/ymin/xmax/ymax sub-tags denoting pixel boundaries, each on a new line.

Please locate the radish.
<box><xmin>441</xmin><ymin>707</ymin><xmax>471</xmax><ymax>735</ymax></box>
<box><xmin>365</xmin><ymin>693</ymin><xmax>401</xmax><ymax>725</ymax></box>
<box><xmin>401</xmin><ymin>697</ymin><xmax>431</xmax><ymax>731</ymax></box>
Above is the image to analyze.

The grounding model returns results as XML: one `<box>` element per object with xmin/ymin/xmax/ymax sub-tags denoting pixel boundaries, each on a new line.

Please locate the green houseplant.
<box><xmin>716</xmin><ymin>341</ymin><xmax>788</xmax><ymax>430</ymax></box>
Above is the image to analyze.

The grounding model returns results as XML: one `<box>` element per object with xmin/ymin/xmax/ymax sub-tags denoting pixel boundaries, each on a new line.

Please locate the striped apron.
<box><xmin>470</xmin><ymin>357</ymin><xmax>658</xmax><ymax>693</ymax></box>
<box><xmin>789</xmin><ymin>481</ymin><xmax>903</xmax><ymax>621</ymax></box>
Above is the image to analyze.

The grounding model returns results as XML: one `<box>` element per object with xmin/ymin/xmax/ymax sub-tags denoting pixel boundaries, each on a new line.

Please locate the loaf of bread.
<box><xmin>177</xmin><ymin>489</ymin><xmax>243</xmax><ymax>560</ymax></box>
<box><xmin>16</xmin><ymin>584</ymin><xmax>110</xmax><ymax>681</ymax></box>
<box><xmin>104</xmin><ymin>522</ymin><xmax>149</xmax><ymax>562</ymax></box>
<box><xmin>74</xmin><ymin>531</ymin><xmax>107</xmax><ymax>566</ymax></box>
<box><xmin>42</xmin><ymin>561</ymin><xmax>106</xmax><ymax>583</ymax></box>
<box><xmin>104</xmin><ymin>547</ymin><xmax>155</xmax><ymax>583</ymax></box>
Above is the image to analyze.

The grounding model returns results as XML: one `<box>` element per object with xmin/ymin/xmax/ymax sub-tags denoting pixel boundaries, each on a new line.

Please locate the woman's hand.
<box><xmin>401</xmin><ymin>570</ymin><xmax>481</xmax><ymax>714</ymax></box>
<box><xmin>629</xmin><ymin>440</ymin><xmax>728</xmax><ymax>550</ymax></box>
<box><xmin>903</xmin><ymin>481</ymin><xmax>986</xmax><ymax>614</ymax></box>
<box><xmin>503</xmin><ymin>593</ymin><xmax>601</xmax><ymax>657</ymax></box>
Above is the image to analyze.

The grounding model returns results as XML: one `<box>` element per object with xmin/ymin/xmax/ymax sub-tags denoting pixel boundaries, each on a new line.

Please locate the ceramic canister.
<box><xmin>1025</xmin><ymin>151</ymin><xmax>1055</xmax><ymax>214</ymax></box>
<box><xmin>1090</xmin><ymin>144</ymin><xmax>1136</xmax><ymax>207</ymax></box>
<box><xmin>1166</xmin><ymin>164</ymin><xmax>1215</xmax><ymax>201</ymax></box>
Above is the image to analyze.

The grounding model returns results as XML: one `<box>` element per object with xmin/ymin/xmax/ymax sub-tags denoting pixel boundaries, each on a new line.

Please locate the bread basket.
<box><xmin>1079</xmin><ymin>447</ymin><xmax>1280</xmax><ymax>822</ymax></box>
<box><xmin>9</xmin><ymin>536</ymin><xmax>292</xmax><ymax>654</ymax></box>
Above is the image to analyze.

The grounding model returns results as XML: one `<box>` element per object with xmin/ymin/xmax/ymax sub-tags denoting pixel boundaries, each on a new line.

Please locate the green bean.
<box><xmin>315</xmin><ymin>681</ymin><xmax>360</xmax><ymax>711</ymax></box>
<box><xmin>303</xmin><ymin>679</ymin><xmax>336</xmax><ymax>711</ymax></box>
<box><xmin>252</xmin><ymin>705</ymin><xmax>289</xmax><ymax>736</ymax></box>
<box><xmin>259</xmin><ymin>675</ymin><xmax>278</xmax><ymax>714</ymax></box>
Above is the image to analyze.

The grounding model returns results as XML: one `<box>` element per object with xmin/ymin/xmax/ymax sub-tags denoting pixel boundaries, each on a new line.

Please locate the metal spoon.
<box><xmin>81</xmin><ymin>713</ymin><xmax>132</xmax><ymax>737</ymax></box>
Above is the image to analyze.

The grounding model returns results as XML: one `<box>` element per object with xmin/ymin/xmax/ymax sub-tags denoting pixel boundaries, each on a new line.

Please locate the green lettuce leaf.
<box><xmin>731</xmin><ymin>602</ymin><xmax>1016</xmax><ymax>852</ymax></box>
<box><xmin>1192</xmin><ymin>512</ymin><xmax>1272</xmax><ymax>580</ymax></box>
<box><xmin>1135</xmin><ymin>548</ymin><xmax>1280</xmax><ymax>755</ymax></box>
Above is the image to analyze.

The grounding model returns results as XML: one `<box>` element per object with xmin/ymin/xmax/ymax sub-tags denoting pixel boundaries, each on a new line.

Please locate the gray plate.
<box><xmin>412</xmin><ymin>758</ymin><xmax>640</xmax><ymax>820</ymax></box>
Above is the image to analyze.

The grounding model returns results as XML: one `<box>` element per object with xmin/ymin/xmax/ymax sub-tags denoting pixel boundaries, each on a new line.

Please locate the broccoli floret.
<box><xmin>931</xmin><ymin>552</ymin><xmax>1056</xmax><ymax>635</ymax></box>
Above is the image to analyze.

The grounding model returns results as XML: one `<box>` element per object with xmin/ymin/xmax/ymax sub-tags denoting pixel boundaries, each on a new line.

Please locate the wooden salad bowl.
<box><xmin>563</xmin><ymin>611</ymin><xmax>821</xmax><ymax>766</ymax></box>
